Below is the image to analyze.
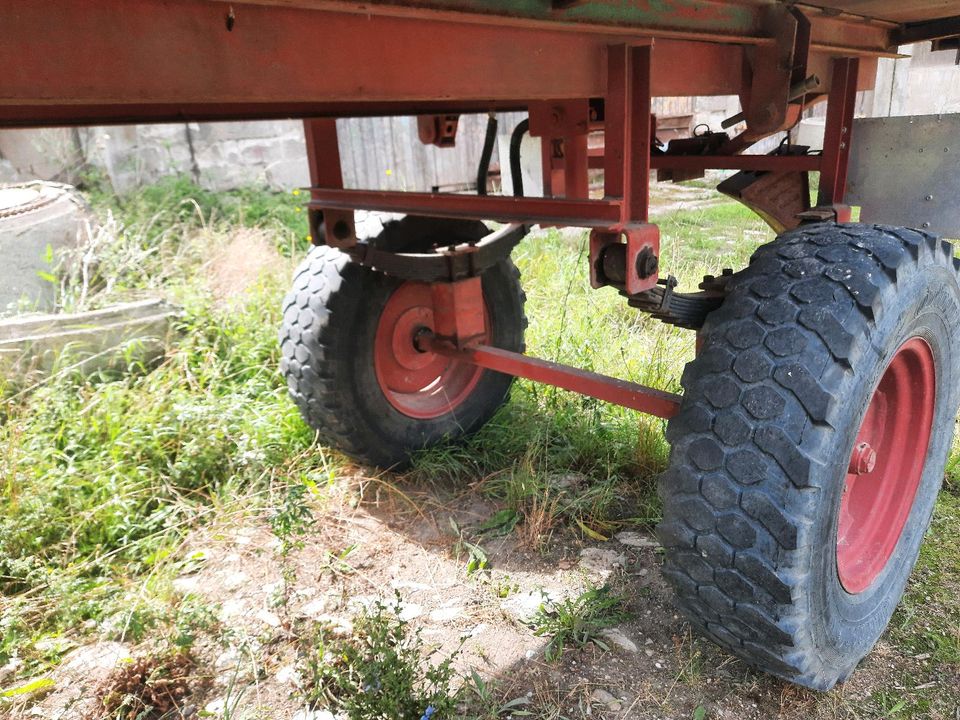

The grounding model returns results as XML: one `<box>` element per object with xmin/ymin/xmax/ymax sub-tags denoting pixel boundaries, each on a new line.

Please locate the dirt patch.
<box><xmin>202</xmin><ymin>229</ymin><xmax>290</xmax><ymax>304</ymax></box>
<box><xmin>23</xmin><ymin>478</ymin><xmax>958</xmax><ymax>720</ymax></box>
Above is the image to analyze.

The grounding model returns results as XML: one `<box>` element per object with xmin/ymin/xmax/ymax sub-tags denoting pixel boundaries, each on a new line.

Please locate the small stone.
<box><xmin>468</xmin><ymin>623</ymin><xmax>488</xmax><ymax>637</ymax></box>
<box><xmin>205</xmin><ymin>697</ymin><xmax>227</xmax><ymax>714</ymax></box>
<box><xmin>275</xmin><ymin>664</ymin><xmax>300</xmax><ymax>685</ymax></box>
<box><xmin>600</xmin><ymin>628</ymin><xmax>638</xmax><ymax>653</ymax></box>
<box><xmin>615</xmin><ymin>531</ymin><xmax>658</xmax><ymax>548</ymax></box>
<box><xmin>61</xmin><ymin>642</ymin><xmax>131</xmax><ymax>674</ymax></box>
<box><xmin>397</xmin><ymin>603</ymin><xmax>423</xmax><ymax>621</ymax></box>
<box><xmin>591</xmin><ymin>688</ymin><xmax>616</xmax><ymax>705</ymax></box>
<box><xmin>578</xmin><ymin>548</ymin><xmax>626</xmax><ymax>577</ymax></box>
<box><xmin>173</xmin><ymin>575</ymin><xmax>201</xmax><ymax>594</ymax></box>
<box><xmin>428</xmin><ymin>606</ymin><xmax>462</xmax><ymax>623</ymax></box>
<box><xmin>222</xmin><ymin>570</ymin><xmax>250</xmax><ymax>590</ymax></box>
<box><xmin>311</xmin><ymin>615</ymin><xmax>353</xmax><ymax>636</ymax></box>
<box><xmin>292</xmin><ymin>710</ymin><xmax>337</xmax><ymax>720</ymax></box>
<box><xmin>500</xmin><ymin>590</ymin><xmax>559</xmax><ymax>621</ymax></box>
<box><xmin>299</xmin><ymin>597</ymin><xmax>335</xmax><ymax>620</ymax></box>
<box><xmin>644</xmin><ymin>649</ymin><xmax>655</xmax><ymax>657</ymax></box>
<box><xmin>215</xmin><ymin>647</ymin><xmax>241</xmax><ymax>670</ymax></box>
<box><xmin>219</xmin><ymin>598</ymin><xmax>247</xmax><ymax>621</ymax></box>
<box><xmin>255</xmin><ymin>609</ymin><xmax>281</xmax><ymax>627</ymax></box>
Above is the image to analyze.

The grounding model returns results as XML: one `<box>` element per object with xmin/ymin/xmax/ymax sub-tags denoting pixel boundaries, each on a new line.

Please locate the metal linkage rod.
<box><xmin>421</xmin><ymin>334</ymin><xmax>681</xmax><ymax>419</ymax></box>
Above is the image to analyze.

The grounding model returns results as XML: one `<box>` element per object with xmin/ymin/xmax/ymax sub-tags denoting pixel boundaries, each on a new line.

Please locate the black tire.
<box><xmin>279</xmin><ymin>217</ymin><xmax>526</xmax><ymax>468</ymax></box>
<box><xmin>658</xmin><ymin>222</ymin><xmax>960</xmax><ymax>689</ymax></box>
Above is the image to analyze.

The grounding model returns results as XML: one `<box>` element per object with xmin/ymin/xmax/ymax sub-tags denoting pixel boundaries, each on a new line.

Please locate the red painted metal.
<box><xmin>819</xmin><ymin>57</ymin><xmax>860</xmax><ymax>207</ymax></box>
<box><xmin>837</xmin><ymin>338</ymin><xmax>936</xmax><ymax>594</ymax></box>
<box><xmin>304</xmin><ymin>118</ymin><xmax>355</xmax><ymax>247</ymax></box>
<box><xmin>423</xmin><ymin>336</ymin><xmax>682</xmax><ymax>419</ymax></box>
<box><xmin>431</xmin><ymin>276</ymin><xmax>486</xmax><ymax>349</ymax></box>
<box><xmin>374</xmin><ymin>281</ymin><xmax>486</xmax><ymax>419</ymax></box>
<box><xmin>308</xmin><ymin>189</ymin><xmax>623</xmax><ymax>227</ymax></box>
<box><xmin>417</xmin><ymin>115</ymin><xmax>460</xmax><ymax>147</ymax></box>
<box><xmin>604</xmin><ymin>45</ymin><xmax>653</xmax><ymax>226</ymax></box>
<box><xmin>529</xmin><ymin>100</ymin><xmax>593</xmax><ymax>200</ymax></box>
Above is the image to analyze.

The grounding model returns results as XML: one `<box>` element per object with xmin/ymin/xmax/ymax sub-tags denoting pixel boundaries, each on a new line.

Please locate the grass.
<box><xmin>529</xmin><ymin>584</ymin><xmax>631</xmax><ymax>661</ymax></box>
<box><xmin>0</xmin><ymin>174</ymin><xmax>958</xmax><ymax>717</ymax></box>
<box><xmin>299</xmin><ymin>595</ymin><xmax>463</xmax><ymax>720</ymax></box>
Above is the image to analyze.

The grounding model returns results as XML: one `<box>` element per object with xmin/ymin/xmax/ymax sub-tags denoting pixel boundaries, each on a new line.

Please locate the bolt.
<box><xmin>922</xmin><ymin>222</ymin><xmax>931</xmax><ymax>228</ymax></box>
<box><xmin>635</xmin><ymin>247</ymin><xmax>659</xmax><ymax>280</ymax></box>
<box><xmin>848</xmin><ymin>442</ymin><xmax>877</xmax><ymax>475</ymax></box>
<box><xmin>925</xmin><ymin>194</ymin><xmax>934</xmax><ymax>201</ymax></box>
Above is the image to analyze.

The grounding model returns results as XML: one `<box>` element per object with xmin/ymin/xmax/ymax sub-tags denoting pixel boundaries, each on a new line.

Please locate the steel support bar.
<box><xmin>425</xmin><ymin>338</ymin><xmax>681</xmax><ymax>419</ymax></box>
<box><xmin>308</xmin><ymin>189</ymin><xmax>622</xmax><ymax>227</ymax></box>
<box><xmin>576</xmin><ymin>152</ymin><xmax>823</xmax><ymax>172</ymax></box>
<box><xmin>304</xmin><ymin>118</ymin><xmax>356</xmax><ymax>246</ymax></box>
<box><xmin>819</xmin><ymin>57</ymin><xmax>860</xmax><ymax>206</ymax></box>
<box><xmin>605</xmin><ymin>45</ymin><xmax>653</xmax><ymax>225</ymax></box>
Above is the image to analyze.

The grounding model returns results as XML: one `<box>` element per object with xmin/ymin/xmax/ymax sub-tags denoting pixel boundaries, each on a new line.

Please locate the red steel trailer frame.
<box><xmin>4</xmin><ymin>0</ymin><xmax>960</xmax><ymax>691</ymax></box>
<box><xmin>0</xmin><ymin>0</ymin><xmax>884</xmax><ymax>417</ymax></box>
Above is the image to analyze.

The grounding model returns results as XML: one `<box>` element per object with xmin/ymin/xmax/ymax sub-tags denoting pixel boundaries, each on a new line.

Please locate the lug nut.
<box><xmin>848</xmin><ymin>442</ymin><xmax>877</xmax><ymax>475</ymax></box>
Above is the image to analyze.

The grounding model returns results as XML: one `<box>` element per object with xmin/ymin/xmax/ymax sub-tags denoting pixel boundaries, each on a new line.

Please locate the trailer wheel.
<box><xmin>279</xmin><ymin>217</ymin><xmax>526</xmax><ymax>468</ymax></box>
<box><xmin>658</xmin><ymin>223</ymin><xmax>960</xmax><ymax>690</ymax></box>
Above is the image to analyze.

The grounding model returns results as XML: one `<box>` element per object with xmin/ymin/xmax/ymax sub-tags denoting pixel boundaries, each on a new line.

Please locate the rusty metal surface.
<box><xmin>846</xmin><ymin>114</ymin><xmax>960</xmax><ymax>238</ymax></box>
<box><xmin>0</xmin><ymin>0</ymin><xmax>891</xmax><ymax>129</ymax></box>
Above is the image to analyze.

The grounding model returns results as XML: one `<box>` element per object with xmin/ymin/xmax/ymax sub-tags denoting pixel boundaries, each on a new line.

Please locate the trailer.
<box><xmin>4</xmin><ymin>0</ymin><xmax>960</xmax><ymax>691</ymax></box>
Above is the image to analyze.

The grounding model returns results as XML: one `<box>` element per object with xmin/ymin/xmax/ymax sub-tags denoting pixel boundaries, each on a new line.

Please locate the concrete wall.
<box><xmin>0</xmin><ymin>114</ymin><xmax>523</xmax><ymax>195</ymax></box>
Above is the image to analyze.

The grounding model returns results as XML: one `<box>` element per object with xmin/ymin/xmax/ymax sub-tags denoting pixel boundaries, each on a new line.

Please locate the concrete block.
<box><xmin>0</xmin><ymin>128</ymin><xmax>81</xmax><ymax>181</ymax></box>
<box><xmin>0</xmin><ymin>298</ymin><xmax>177</xmax><ymax>383</ymax></box>
<box><xmin>0</xmin><ymin>183</ymin><xmax>90</xmax><ymax>314</ymax></box>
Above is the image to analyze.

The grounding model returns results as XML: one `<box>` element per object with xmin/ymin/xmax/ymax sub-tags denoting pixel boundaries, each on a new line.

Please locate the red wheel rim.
<box><xmin>374</xmin><ymin>281</ymin><xmax>487</xmax><ymax>419</ymax></box>
<box><xmin>836</xmin><ymin>337</ymin><xmax>936</xmax><ymax>594</ymax></box>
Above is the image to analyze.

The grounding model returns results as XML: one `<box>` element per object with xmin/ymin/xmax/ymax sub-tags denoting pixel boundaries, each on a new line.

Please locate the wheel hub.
<box><xmin>836</xmin><ymin>337</ymin><xmax>936</xmax><ymax>594</ymax></box>
<box><xmin>374</xmin><ymin>281</ymin><xmax>487</xmax><ymax>419</ymax></box>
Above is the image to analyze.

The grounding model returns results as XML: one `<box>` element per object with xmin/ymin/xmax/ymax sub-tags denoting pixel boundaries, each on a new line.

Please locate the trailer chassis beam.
<box><xmin>419</xmin><ymin>334</ymin><xmax>681</xmax><ymax>419</ymax></box>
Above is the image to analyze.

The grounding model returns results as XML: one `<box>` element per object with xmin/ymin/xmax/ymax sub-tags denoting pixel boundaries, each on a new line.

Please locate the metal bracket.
<box><xmin>316</xmin><ymin>208</ymin><xmax>357</xmax><ymax>248</ymax></box>
<box><xmin>742</xmin><ymin>6</ymin><xmax>810</xmax><ymax>139</ymax></box>
<box><xmin>430</xmin><ymin>276</ymin><xmax>485</xmax><ymax>349</ymax></box>
<box><xmin>417</xmin><ymin>114</ymin><xmax>460</xmax><ymax>148</ymax></box>
<box><xmin>345</xmin><ymin>222</ymin><xmax>527</xmax><ymax>283</ymax></box>
<box><xmin>589</xmin><ymin>223</ymin><xmax>660</xmax><ymax>295</ymax></box>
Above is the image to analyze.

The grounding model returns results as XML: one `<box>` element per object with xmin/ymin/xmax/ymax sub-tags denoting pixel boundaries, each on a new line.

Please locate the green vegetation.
<box><xmin>0</xmin><ymin>178</ymin><xmax>320</xmax><ymax>680</ymax></box>
<box><xmin>299</xmin><ymin>595</ymin><xmax>462</xmax><ymax>720</ymax></box>
<box><xmin>0</xmin><ymin>175</ymin><xmax>957</xmax><ymax>718</ymax></box>
<box><xmin>529</xmin><ymin>584</ymin><xmax>631</xmax><ymax>661</ymax></box>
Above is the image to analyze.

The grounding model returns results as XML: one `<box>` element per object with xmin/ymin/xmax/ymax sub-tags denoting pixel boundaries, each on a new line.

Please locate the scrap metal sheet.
<box><xmin>847</xmin><ymin>114</ymin><xmax>960</xmax><ymax>238</ymax></box>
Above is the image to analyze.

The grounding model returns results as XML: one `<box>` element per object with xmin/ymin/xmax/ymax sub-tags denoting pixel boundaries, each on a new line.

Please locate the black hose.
<box><xmin>476</xmin><ymin>113</ymin><xmax>498</xmax><ymax>196</ymax></box>
<box><xmin>509</xmin><ymin>118</ymin><xmax>530</xmax><ymax>198</ymax></box>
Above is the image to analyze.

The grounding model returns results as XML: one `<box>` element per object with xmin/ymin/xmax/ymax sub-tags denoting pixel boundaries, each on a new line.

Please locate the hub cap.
<box><xmin>836</xmin><ymin>337</ymin><xmax>936</xmax><ymax>593</ymax></box>
<box><xmin>374</xmin><ymin>281</ymin><xmax>486</xmax><ymax>419</ymax></box>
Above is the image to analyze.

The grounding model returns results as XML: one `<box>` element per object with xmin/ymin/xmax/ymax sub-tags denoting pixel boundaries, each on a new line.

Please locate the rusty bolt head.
<box><xmin>848</xmin><ymin>441</ymin><xmax>877</xmax><ymax>475</ymax></box>
<box><xmin>635</xmin><ymin>247</ymin><xmax>659</xmax><ymax>280</ymax></box>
